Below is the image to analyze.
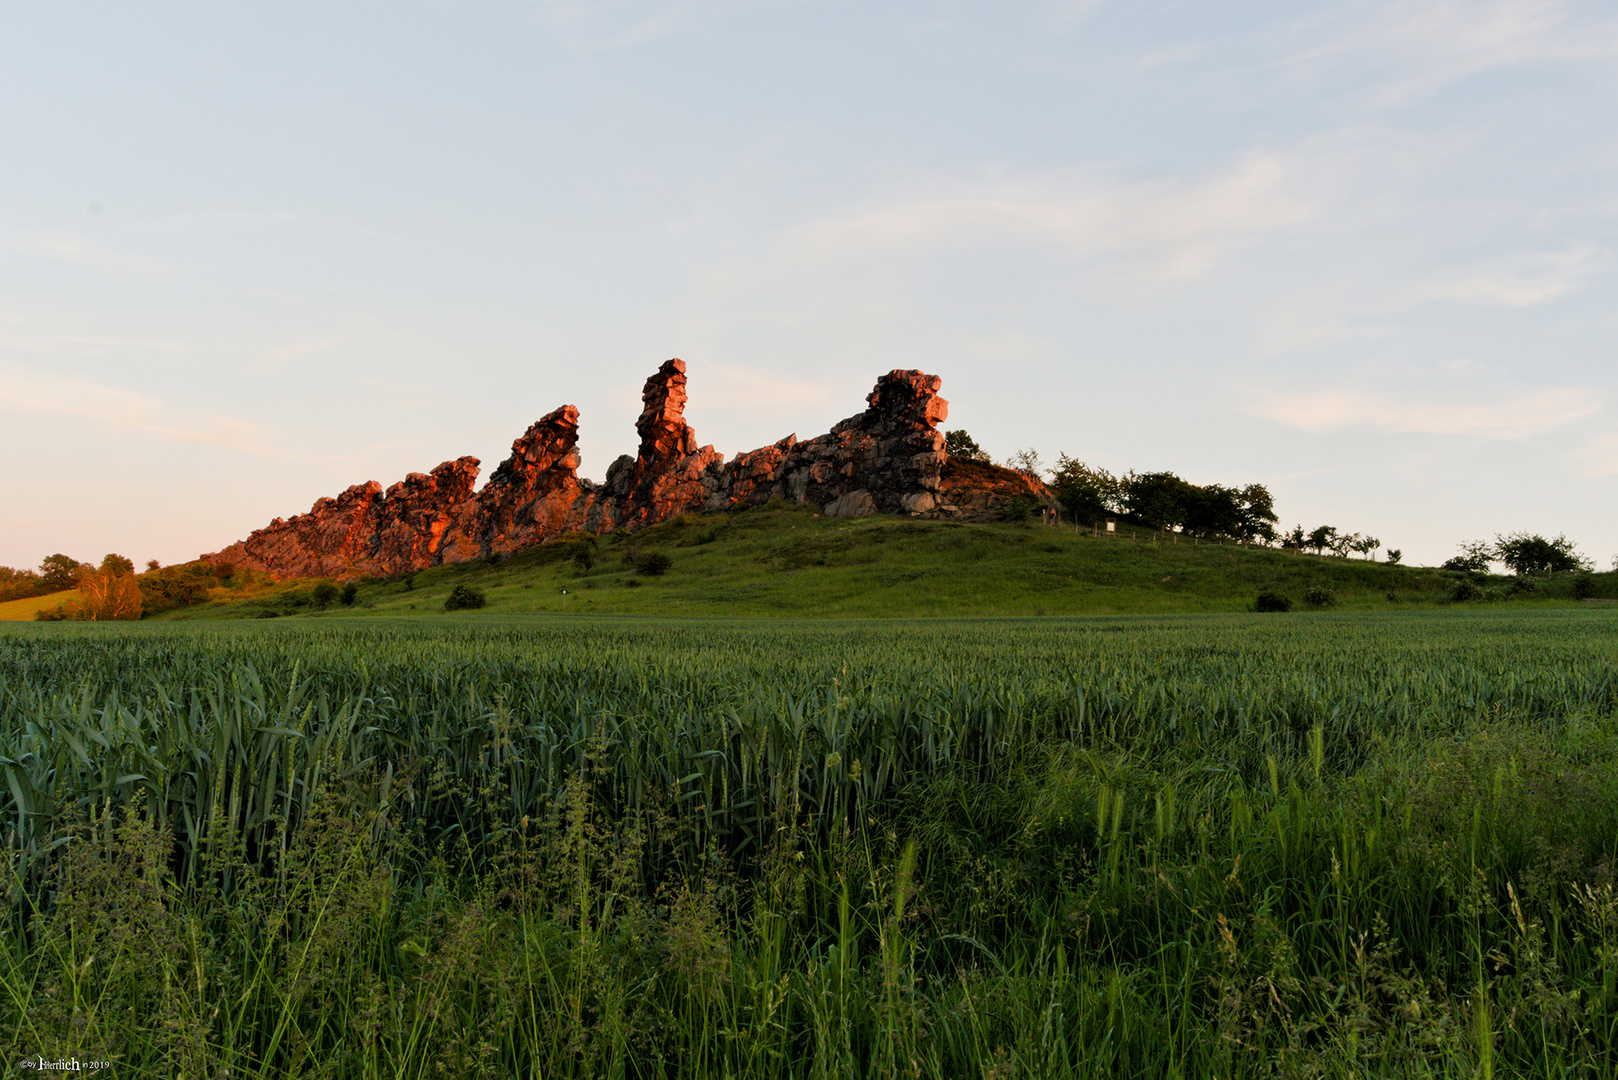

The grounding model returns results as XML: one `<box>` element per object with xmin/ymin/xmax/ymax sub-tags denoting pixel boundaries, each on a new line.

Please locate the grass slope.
<box><xmin>0</xmin><ymin>589</ymin><xmax>77</xmax><ymax>621</ymax></box>
<box><xmin>156</xmin><ymin>501</ymin><xmax>1605</xmax><ymax>620</ymax></box>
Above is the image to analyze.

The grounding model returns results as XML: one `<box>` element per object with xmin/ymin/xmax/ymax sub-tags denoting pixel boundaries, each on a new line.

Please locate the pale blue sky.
<box><xmin>3</xmin><ymin>1</ymin><xmax>1615</xmax><ymax>571</ymax></box>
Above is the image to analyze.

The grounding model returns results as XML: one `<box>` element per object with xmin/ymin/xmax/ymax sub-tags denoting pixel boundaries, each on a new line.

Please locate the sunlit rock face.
<box><xmin>204</xmin><ymin>361</ymin><xmax>1047</xmax><ymax>579</ymax></box>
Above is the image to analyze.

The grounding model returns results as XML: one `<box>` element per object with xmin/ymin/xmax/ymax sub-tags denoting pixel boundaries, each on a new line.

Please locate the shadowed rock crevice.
<box><xmin>206</xmin><ymin>360</ymin><xmax>1051</xmax><ymax>579</ymax></box>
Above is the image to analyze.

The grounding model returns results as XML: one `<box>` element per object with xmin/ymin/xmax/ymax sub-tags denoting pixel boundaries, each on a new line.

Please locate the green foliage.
<box><xmin>635</xmin><ymin>551</ymin><xmax>673</xmax><ymax>576</ymax></box>
<box><xmin>1048</xmin><ymin>454</ymin><xmax>1123</xmax><ymax>525</ymax></box>
<box><xmin>573</xmin><ymin>534</ymin><xmax>599</xmax><ymax>572</ymax></box>
<box><xmin>1</xmin><ymin>614</ymin><xmax>1617</xmax><ymax>1075</ymax></box>
<box><xmin>443</xmin><ymin>583</ymin><xmax>487</xmax><ymax>610</ymax></box>
<box><xmin>1122</xmin><ymin>473</ymin><xmax>1277</xmax><ymax>543</ymax></box>
<box><xmin>311</xmin><ymin>581</ymin><xmax>340</xmax><ymax>609</ymax></box>
<box><xmin>999</xmin><ymin>494</ymin><xmax>1037</xmax><ymax>522</ymax></box>
<box><xmin>1253</xmin><ymin>591</ymin><xmax>1291</xmax><ymax>612</ymax></box>
<box><xmin>1301</xmin><ymin>585</ymin><xmax>1337</xmax><ymax>608</ymax></box>
<box><xmin>99</xmin><ymin>553</ymin><xmax>134</xmax><ymax>577</ymax></box>
<box><xmin>943</xmin><ymin>429</ymin><xmax>987</xmax><ymax>461</ymax></box>
<box><xmin>339</xmin><ymin>582</ymin><xmax>359</xmax><ymax>607</ymax></box>
<box><xmin>1386</xmin><ymin>548</ymin><xmax>1402</xmax><ymax>565</ymax></box>
<box><xmin>1494</xmin><ymin>531</ymin><xmax>1590</xmax><ymax>576</ymax></box>
<box><xmin>38</xmin><ymin>553</ymin><xmax>83</xmax><ymax>592</ymax></box>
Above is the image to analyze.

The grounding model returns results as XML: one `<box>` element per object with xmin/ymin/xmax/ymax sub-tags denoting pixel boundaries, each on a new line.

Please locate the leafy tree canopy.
<box><xmin>39</xmin><ymin>553</ymin><xmax>83</xmax><ymax>592</ymax></box>
<box><xmin>1493</xmin><ymin>532</ymin><xmax>1590</xmax><ymax>576</ymax></box>
<box><xmin>943</xmin><ymin>430</ymin><xmax>988</xmax><ymax>462</ymax></box>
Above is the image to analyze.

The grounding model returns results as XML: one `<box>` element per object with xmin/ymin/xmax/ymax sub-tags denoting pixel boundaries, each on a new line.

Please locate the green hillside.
<box><xmin>159</xmin><ymin>502</ymin><xmax>1609</xmax><ymax>620</ymax></box>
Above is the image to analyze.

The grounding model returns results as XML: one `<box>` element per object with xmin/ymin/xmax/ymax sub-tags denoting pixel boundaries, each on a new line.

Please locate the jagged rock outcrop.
<box><xmin>205</xmin><ymin>360</ymin><xmax>1052</xmax><ymax>579</ymax></box>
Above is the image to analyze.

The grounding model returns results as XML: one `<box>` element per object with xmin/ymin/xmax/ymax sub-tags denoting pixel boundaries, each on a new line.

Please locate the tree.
<box><xmin>1350</xmin><ymin>535</ymin><xmax>1380</xmax><ymax>560</ymax></box>
<box><xmin>1386</xmin><ymin>549</ymin><xmax>1402</xmax><ymax>565</ymax></box>
<box><xmin>1123</xmin><ymin>471</ymin><xmax>1199</xmax><ymax>531</ymax></box>
<box><xmin>1442</xmin><ymin>541</ymin><xmax>1493</xmax><ymax>573</ymax></box>
<box><xmin>312</xmin><ymin>581</ymin><xmax>340</xmax><ymax>609</ymax></box>
<box><xmin>78</xmin><ymin>565</ymin><xmax>141</xmax><ymax>620</ymax></box>
<box><xmin>1281</xmin><ymin>525</ymin><xmax>1306</xmax><ymax>550</ymax></box>
<box><xmin>145</xmin><ymin>559</ymin><xmax>162</xmax><ymax>572</ymax></box>
<box><xmin>1048</xmin><ymin>454</ymin><xmax>1123</xmax><ymax>524</ymax></box>
<box><xmin>100</xmin><ymin>553</ymin><xmax>135</xmax><ymax>577</ymax></box>
<box><xmin>944</xmin><ymin>430</ymin><xmax>988</xmax><ymax>462</ymax></box>
<box><xmin>39</xmin><ymin>553</ymin><xmax>83</xmax><ymax>592</ymax></box>
<box><xmin>1305</xmin><ymin>526</ymin><xmax>1336</xmax><ymax>556</ymax></box>
<box><xmin>340</xmin><ymin>582</ymin><xmax>359</xmax><ymax>607</ymax></box>
<box><xmin>1006</xmin><ymin>448</ymin><xmax>1043</xmax><ymax>478</ymax></box>
<box><xmin>1492</xmin><ymin>532</ymin><xmax>1590</xmax><ymax>576</ymax></box>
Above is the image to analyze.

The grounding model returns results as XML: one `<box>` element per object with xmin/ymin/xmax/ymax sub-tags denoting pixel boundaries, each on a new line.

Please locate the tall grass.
<box><xmin>2</xmin><ymin>610</ymin><xmax>1615</xmax><ymax>1075</ymax></box>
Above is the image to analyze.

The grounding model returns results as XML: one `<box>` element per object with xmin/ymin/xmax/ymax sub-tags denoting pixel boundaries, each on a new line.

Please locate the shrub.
<box><xmin>1573</xmin><ymin>575</ymin><xmax>1596</xmax><ymax>600</ymax></box>
<box><xmin>635</xmin><ymin>552</ymin><xmax>672</xmax><ymax>577</ymax></box>
<box><xmin>444</xmin><ymin>584</ymin><xmax>487</xmax><ymax>611</ymax></box>
<box><xmin>312</xmin><ymin>581</ymin><xmax>340</xmax><ymax>609</ymax></box>
<box><xmin>1450</xmin><ymin>578</ymin><xmax>1482</xmax><ymax>602</ymax></box>
<box><xmin>574</xmin><ymin>536</ymin><xmax>599</xmax><ymax>572</ymax></box>
<box><xmin>1001</xmin><ymin>495</ymin><xmax>1037</xmax><ymax>522</ymax></box>
<box><xmin>1301</xmin><ymin>586</ymin><xmax>1337</xmax><ymax>609</ymax></box>
<box><xmin>1253</xmin><ymin>592</ymin><xmax>1291</xmax><ymax>613</ymax></box>
<box><xmin>340</xmin><ymin>583</ymin><xmax>359</xmax><ymax>607</ymax></box>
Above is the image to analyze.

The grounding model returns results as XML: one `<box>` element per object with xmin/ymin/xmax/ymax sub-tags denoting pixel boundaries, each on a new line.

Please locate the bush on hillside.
<box><xmin>312</xmin><ymin>581</ymin><xmax>340</xmax><ymax>609</ymax></box>
<box><xmin>444</xmin><ymin>584</ymin><xmax>487</xmax><ymax>611</ymax></box>
<box><xmin>1301</xmin><ymin>586</ymin><xmax>1337</xmax><ymax>609</ymax></box>
<box><xmin>635</xmin><ymin>552</ymin><xmax>673</xmax><ymax>577</ymax></box>
<box><xmin>1253</xmin><ymin>592</ymin><xmax>1292</xmax><ymax>612</ymax></box>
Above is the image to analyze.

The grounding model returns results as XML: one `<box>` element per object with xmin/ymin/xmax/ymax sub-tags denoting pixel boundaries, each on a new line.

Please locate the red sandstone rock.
<box><xmin>202</xmin><ymin>361</ymin><xmax>1042</xmax><ymax>580</ymax></box>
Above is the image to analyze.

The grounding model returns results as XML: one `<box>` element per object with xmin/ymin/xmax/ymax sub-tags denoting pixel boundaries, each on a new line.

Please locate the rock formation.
<box><xmin>205</xmin><ymin>360</ymin><xmax>1053</xmax><ymax>579</ymax></box>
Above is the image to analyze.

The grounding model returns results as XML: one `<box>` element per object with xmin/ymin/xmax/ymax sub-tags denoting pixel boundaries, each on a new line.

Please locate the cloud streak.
<box><xmin>0</xmin><ymin>364</ymin><xmax>320</xmax><ymax>461</ymax></box>
<box><xmin>1252</xmin><ymin>386</ymin><xmax>1601</xmax><ymax>439</ymax></box>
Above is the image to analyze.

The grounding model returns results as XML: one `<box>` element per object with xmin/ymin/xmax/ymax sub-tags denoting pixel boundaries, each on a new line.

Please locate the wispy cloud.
<box><xmin>262</xmin><ymin>339</ymin><xmax>338</xmax><ymax>370</ymax></box>
<box><xmin>0</xmin><ymin>364</ymin><xmax>317</xmax><ymax>460</ymax></box>
<box><xmin>15</xmin><ymin>231</ymin><xmax>174</xmax><ymax>277</ymax></box>
<box><xmin>1253</xmin><ymin>385</ymin><xmax>1601</xmax><ymax>438</ymax></box>
<box><xmin>1420</xmin><ymin>244</ymin><xmax>1610</xmax><ymax>306</ymax></box>
<box><xmin>782</xmin><ymin>152</ymin><xmax>1314</xmax><ymax>284</ymax></box>
<box><xmin>1288</xmin><ymin>0</ymin><xmax>1618</xmax><ymax>102</ymax></box>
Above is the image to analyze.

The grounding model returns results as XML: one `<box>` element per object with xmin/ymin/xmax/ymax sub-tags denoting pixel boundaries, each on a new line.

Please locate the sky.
<box><xmin>2</xmin><ymin>0</ymin><xmax>1615</xmax><ymax>572</ymax></box>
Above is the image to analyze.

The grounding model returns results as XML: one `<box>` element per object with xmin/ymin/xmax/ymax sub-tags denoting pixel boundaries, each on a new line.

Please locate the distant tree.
<box><xmin>78</xmin><ymin>565</ymin><xmax>142</xmax><ymax>620</ymax></box>
<box><xmin>312</xmin><ymin>581</ymin><xmax>340</xmax><ymax>609</ymax></box>
<box><xmin>1006</xmin><ymin>448</ymin><xmax>1043</xmax><ymax>478</ymax></box>
<box><xmin>1329</xmin><ymin>532</ymin><xmax>1360</xmax><ymax>559</ymax></box>
<box><xmin>1492</xmin><ymin>532</ymin><xmax>1590</xmax><ymax>576</ymax></box>
<box><xmin>1048</xmin><ymin>454</ymin><xmax>1123</xmax><ymax>524</ymax></box>
<box><xmin>1305</xmin><ymin>526</ymin><xmax>1336</xmax><ymax>556</ymax></box>
<box><xmin>1280</xmin><ymin>524</ymin><xmax>1306</xmax><ymax>550</ymax></box>
<box><xmin>1350</xmin><ymin>535</ymin><xmax>1380</xmax><ymax>560</ymax></box>
<box><xmin>1123</xmin><ymin>471</ymin><xmax>1199</xmax><ymax>531</ymax></box>
<box><xmin>100</xmin><ymin>553</ymin><xmax>135</xmax><ymax>577</ymax></box>
<box><xmin>1386</xmin><ymin>549</ymin><xmax>1402</xmax><ymax>566</ymax></box>
<box><xmin>1235</xmin><ymin>484</ymin><xmax>1280</xmax><ymax>545</ymax></box>
<box><xmin>145</xmin><ymin>559</ymin><xmax>161</xmax><ymax>572</ymax></box>
<box><xmin>39</xmin><ymin>553</ymin><xmax>83</xmax><ymax>592</ymax></box>
<box><xmin>943</xmin><ymin>430</ymin><xmax>989</xmax><ymax>462</ymax></box>
<box><xmin>340</xmin><ymin>582</ymin><xmax>359</xmax><ymax>607</ymax></box>
<box><xmin>1442</xmin><ymin>540</ymin><xmax>1493</xmax><ymax>573</ymax></box>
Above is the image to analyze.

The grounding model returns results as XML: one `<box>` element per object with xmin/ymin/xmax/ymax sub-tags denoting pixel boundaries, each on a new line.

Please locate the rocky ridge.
<box><xmin>205</xmin><ymin>360</ymin><xmax>1053</xmax><ymax>579</ymax></box>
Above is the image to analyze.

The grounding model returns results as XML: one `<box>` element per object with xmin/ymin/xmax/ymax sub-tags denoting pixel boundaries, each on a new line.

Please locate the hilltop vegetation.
<box><xmin>129</xmin><ymin>501</ymin><xmax>1610</xmax><ymax>621</ymax></box>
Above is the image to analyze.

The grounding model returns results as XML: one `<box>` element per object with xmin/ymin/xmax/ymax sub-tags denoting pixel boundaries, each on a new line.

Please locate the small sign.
<box><xmin>1106</xmin><ymin>520</ymin><xmax>1116</xmax><ymax>533</ymax></box>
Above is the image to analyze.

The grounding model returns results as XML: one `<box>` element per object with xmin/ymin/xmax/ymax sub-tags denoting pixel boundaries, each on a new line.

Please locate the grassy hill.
<box><xmin>0</xmin><ymin>589</ymin><xmax>78</xmax><ymax>621</ymax></box>
<box><xmin>152</xmin><ymin>501</ymin><xmax>1610</xmax><ymax>620</ymax></box>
